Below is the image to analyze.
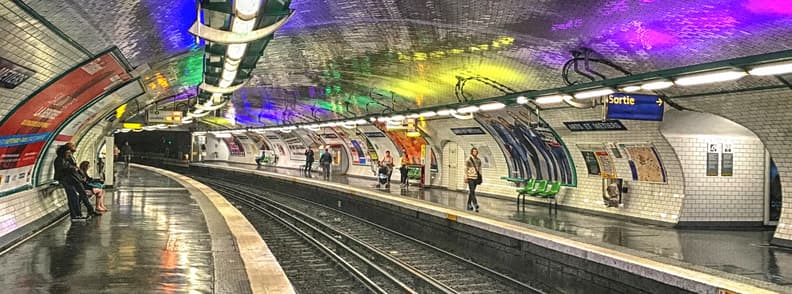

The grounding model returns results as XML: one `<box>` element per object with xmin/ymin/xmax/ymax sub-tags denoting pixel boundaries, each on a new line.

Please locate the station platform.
<box><xmin>203</xmin><ymin>161</ymin><xmax>792</xmax><ymax>292</ymax></box>
<box><xmin>0</xmin><ymin>165</ymin><xmax>292</xmax><ymax>293</ymax></box>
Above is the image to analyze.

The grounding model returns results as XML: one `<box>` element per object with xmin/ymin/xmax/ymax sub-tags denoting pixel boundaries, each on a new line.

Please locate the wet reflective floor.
<box><xmin>213</xmin><ymin>162</ymin><xmax>792</xmax><ymax>289</ymax></box>
<box><xmin>0</xmin><ymin>167</ymin><xmax>214</xmax><ymax>293</ymax></box>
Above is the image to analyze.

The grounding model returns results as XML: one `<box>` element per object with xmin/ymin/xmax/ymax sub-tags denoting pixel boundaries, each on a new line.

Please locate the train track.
<box><xmin>195</xmin><ymin>176</ymin><xmax>547</xmax><ymax>293</ymax></box>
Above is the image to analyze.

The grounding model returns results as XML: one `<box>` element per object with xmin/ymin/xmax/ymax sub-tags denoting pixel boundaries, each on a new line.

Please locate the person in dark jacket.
<box><xmin>55</xmin><ymin>143</ymin><xmax>101</xmax><ymax>221</ymax></box>
<box><xmin>304</xmin><ymin>148</ymin><xmax>315</xmax><ymax>174</ymax></box>
<box><xmin>319</xmin><ymin>149</ymin><xmax>332</xmax><ymax>180</ymax></box>
<box><xmin>55</xmin><ymin>145</ymin><xmax>83</xmax><ymax>221</ymax></box>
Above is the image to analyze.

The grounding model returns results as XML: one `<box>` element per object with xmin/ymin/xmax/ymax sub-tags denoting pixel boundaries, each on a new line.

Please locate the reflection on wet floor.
<box><xmin>0</xmin><ymin>166</ymin><xmax>214</xmax><ymax>293</ymax></box>
<box><xmin>216</xmin><ymin>162</ymin><xmax>792</xmax><ymax>288</ymax></box>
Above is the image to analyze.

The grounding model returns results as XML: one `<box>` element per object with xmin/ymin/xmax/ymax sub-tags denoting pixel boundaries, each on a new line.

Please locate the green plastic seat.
<box><xmin>516</xmin><ymin>178</ymin><xmax>537</xmax><ymax>206</ymax></box>
<box><xmin>537</xmin><ymin>181</ymin><xmax>561</xmax><ymax>198</ymax></box>
<box><xmin>527</xmin><ymin>180</ymin><xmax>548</xmax><ymax>197</ymax></box>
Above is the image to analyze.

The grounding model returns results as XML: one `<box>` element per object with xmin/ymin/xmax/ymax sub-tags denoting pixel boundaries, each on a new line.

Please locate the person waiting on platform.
<box><xmin>464</xmin><ymin>147</ymin><xmax>482</xmax><ymax>212</ymax></box>
<box><xmin>319</xmin><ymin>148</ymin><xmax>332</xmax><ymax>180</ymax></box>
<box><xmin>304</xmin><ymin>148</ymin><xmax>315</xmax><ymax>174</ymax></box>
<box><xmin>399</xmin><ymin>149</ymin><xmax>409</xmax><ymax>187</ymax></box>
<box><xmin>78</xmin><ymin>161</ymin><xmax>108</xmax><ymax>212</ymax></box>
<box><xmin>121</xmin><ymin>141</ymin><xmax>133</xmax><ymax>165</ymax></box>
<box><xmin>381</xmin><ymin>150</ymin><xmax>394</xmax><ymax>185</ymax></box>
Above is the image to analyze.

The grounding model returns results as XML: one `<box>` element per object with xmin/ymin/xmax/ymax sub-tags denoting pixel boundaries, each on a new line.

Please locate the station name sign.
<box><xmin>364</xmin><ymin>132</ymin><xmax>386</xmax><ymax>138</ymax></box>
<box><xmin>0</xmin><ymin>56</ymin><xmax>35</xmax><ymax>89</ymax></box>
<box><xmin>451</xmin><ymin>127</ymin><xmax>486</xmax><ymax>136</ymax></box>
<box><xmin>606</xmin><ymin>93</ymin><xmax>664</xmax><ymax>121</ymax></box>
<box><xmin>564</xmin><ymin>120</ymin><xmax>627</xmax><ymax>132</ymax></box>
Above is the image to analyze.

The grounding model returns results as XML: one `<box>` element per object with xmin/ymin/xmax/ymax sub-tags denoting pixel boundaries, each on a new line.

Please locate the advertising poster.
<box><xmin>374</xmin><ymin>122</ymin><xmax>437</xmax><ymax>169</ymax></box>
<box><xmin>335</xmin><ymin>127</ymin><xmax>370</xmax><ymax>165</ymax></box>
<box><xmin>0</xmin><ymin>52</ymin><xmax>131</xmax><ymax>193</ymax></box>
<box><xmin>279</xmin><ymin>131</ymin><xmax>307</xmax><ymax>157</ymax></box>
<box><xmin>476</xmin><ymin>108</ymin><xmax>573</xmax><ymax>184</ymax></box>
<box><xmin>596</xmin><ymin>151</ymin><xmax>616</xmax><ymax>178</ymax></box>
<box><xmin>223</xmin><ymin>136</ymin><xmax>245</xmax><ymax>157</ymax></box>
<box><xmin>624</xmin><ymin>144</ymin><xmax>667</xmax><ymax>183</ymax></box>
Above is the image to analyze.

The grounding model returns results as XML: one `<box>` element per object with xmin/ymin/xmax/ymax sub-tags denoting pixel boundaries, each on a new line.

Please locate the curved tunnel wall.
<box><xmin>672</xmin><ymin>88</ymin><xmax>792</xmax><ymax>245</ymax></box>
<box><xmin>660</xmin><ymin>110</ymin><xmax>767</xmax><ymax>225</ymax></box>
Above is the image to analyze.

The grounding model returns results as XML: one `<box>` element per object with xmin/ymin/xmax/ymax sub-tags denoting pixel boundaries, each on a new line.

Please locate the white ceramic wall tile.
<box><xmin>675</xmin><ymin>88</ymin><xmax>792</xmax><ymax>241</ymax></box>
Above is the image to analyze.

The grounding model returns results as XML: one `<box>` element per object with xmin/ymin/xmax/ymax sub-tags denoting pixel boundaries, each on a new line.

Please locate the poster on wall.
<box><xmin>223</xmin><ymin>137</ymin><xmax>245</xmax><ymax>157</ymax></box>
<box><xmin>476</xmin><ymin>108</ymin><xmax>573</xmax><ymax>184</ymax></box>
<box><xmin>472</xmin><ymin>145</ymin><xmax>495</xmax><ymax>169</ymax></box>
<box><xmin>596</xmin><ymin>151</ymin><xmax>616</xmax><ymax>178</ymax></box>
<box><xmin>721</xmin><ymin>143</ymin><xmax>733</xmax><ymax>176</ymax></box>
<box><xmin>0</xmin><ymin>51</ymin><xmax>131</xmax><ymax>193</ymax></box>
<box><xmin>374</xmin><ymin>122</ymin><xmax>437</xmax><ymax>170</ymax></box>
<box><xmin>624</xmin><ymin>144</ymin><xmax>667</xmax><ymax>183</ymax></box>
<box><xmin>581</xmin><ymin>151</ymin><xmax>601</xmax><ymax>175</ymax></box>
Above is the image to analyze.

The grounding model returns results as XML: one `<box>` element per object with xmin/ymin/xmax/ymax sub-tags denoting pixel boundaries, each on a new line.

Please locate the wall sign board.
<box><xmin>564</xmin><ymin>120</ymin><xmax>627</xmax><ymax>132</ymax></box>
<box><xmin>606</xmin><ymin>93</ymin><xmax>665</xmax><ymax>121</ymax></box>
<box><xmin>0</xmin><ymin>56</ymin><xmax>35</xmax><ymax>89</ymax></box>
<box><xmin>363</xmin><ymin>132</ymin><xmax>386</xmax><ymax>138</ymax></box>
<box><xmin>581</xmin><ymin>151</ymin><xmax>601</xmax><ymax>175</ymax></box>
<box><xmin>450</xmin><ymin>127</ymin><xmax>486</xmax><ymax>136</ymax></box>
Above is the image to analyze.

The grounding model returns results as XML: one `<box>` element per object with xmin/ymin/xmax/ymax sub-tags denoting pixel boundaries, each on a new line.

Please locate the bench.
<box><xmin>504</xmin><ymin>177</ymin><xmax>562</xmax><ymax>213</ymax></box>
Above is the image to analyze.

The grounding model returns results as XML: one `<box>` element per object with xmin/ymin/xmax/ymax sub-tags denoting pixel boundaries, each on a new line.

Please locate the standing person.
<box><xmin>464</xmin><ymin>147</ymin><xmax>483</xmax><ymax>212</ymax></box>
<box><xmin>319</xmin><ymin>148</ymin><xmax>333</xmax><ymax>180</ymax></box>
<box><xmin>54</xmin><ymin>145</ymin><xmax>83</xmax><ymax>222</ymax></box>
<box><xmin>79</xmin><ymin>161</ymin><xmax>108</xmax><ymax>212</ymax></box>
<box><xmin>399</xmin><ymin>149</ymin><xmax>409</xmax><ymax>187</ymax></box>
<box><xmin>381</xmin><ymin>150</ymin><xmax>394</xmax><ymax>185</ymax></box>
<box><xmin>304</xmin><ymin>148</ymin><xmax>315</xmax><ymax>174</ymax></box>
<box><xmin>121</xmin><ymin>141</ymin><xmax>133</xmax><ymax>165</ymax></box>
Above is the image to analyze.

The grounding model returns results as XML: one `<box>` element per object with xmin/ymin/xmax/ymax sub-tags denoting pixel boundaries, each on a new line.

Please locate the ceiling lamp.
<box><xmin>748</xmin><ymin>61</ymin><xmax>792</xmax><ymax>76</ymax></box>
<box><xmin>534</xmin><ymin>95</ymin><xmax>569</xmax><ymax>104</ymax></box>
<box><xmin>619</xmin><ymin>85</ymin><xmax>641</xmax><ymax>92</ymax></box>
<box><xmin>235</xmin><ymin>0</ymin><xmax>262</xmax><ymax>19</ymax></box>
<box><xmin>227</xmin><ymin>44</ymin><xmax>247</xmax><ymax>60</ymax></box>
<box><xmin>369</xmin><ymin>117</ymin><xmax>377</xmax><ymax>122</ymax></box>
<box><xmin>457</xmin><ymin>106</ymin><xmax>479</xmax><ymax>113</ymax></box>
<box><xmin>390</xmin><ymin>114</ymin><xmax>406</xmax><ymax>121</ymax></box>
<box><xmin>419</xmin><ymin>111</ymin><xmax>437</xmax><ymax>118</ymax></box>
<box><xmin>214</xmin><ymin>133</ymin><xmax>232</xmax><ymax>138</ymax></box>
<box><xmin>436</xmin><ymin>109</ymin><xmax>455</xmax><ymax>116</ymax></box>
<box><xmin>674</xmin><ymin>70</ymin><xmax>746</xmax><ymax>86</ymax></box>
<box><xmin>406</xmin><ymin>113</ymin><xmax>420</xmax><ymax>119</ymax></box>
<box><xmin>377</xmin><ymin>116</ymin><xmax>388</xmax><ymax>122</ymax></box>
<box><xmin>354</xmin><ymin>119</ymin><xmax>368</xmax><ymax>125</ymax></box>
<box><xmin>573</xmin><ymin>88</ymin><xmax>614</xmax><ymax>99</ymax></box>
<box><xmin>516</xmin><ymin>96</ymin><xmax>529</xmax><ymax>104</ymax></box>
<box><xmin>478</xmin><ymin>102</ymin><xmax>505</xmax><ymax>111</ymax></box>
<box><xmin>640</xmin><ymin>80</ymin><xmax>674</xmax><ymax>90</ymax></box>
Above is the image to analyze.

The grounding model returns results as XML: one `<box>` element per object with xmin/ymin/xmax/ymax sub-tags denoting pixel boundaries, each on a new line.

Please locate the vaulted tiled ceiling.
<box><xmin>24</xmin><ymin>0</ymin><xmax>792</xmax><ymax>127</ymax></box>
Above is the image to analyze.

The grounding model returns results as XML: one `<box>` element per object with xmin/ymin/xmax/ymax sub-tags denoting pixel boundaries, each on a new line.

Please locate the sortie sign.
<box><xmin>606</xmin><ymin>93</ymin><xmax>665</xmax><ymax>121</ymax></box>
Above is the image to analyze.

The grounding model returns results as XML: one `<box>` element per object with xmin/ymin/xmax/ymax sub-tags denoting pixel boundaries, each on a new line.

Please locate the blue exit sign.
<box><xmin>606</xmin><ymin>93</ymin><xmax>665</xmax><ymax>121</ymax></box>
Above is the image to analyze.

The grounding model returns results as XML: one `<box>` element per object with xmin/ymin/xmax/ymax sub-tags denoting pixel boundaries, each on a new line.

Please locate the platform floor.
<box><xmin>0</xmin><ymin>167</ymin><xmax>218</xmax><ymax>293</ymax></box>
<box><xmin>211</xmin><ymin>161</ymin><xmax>792</xmax><ymax>289</ymax></box>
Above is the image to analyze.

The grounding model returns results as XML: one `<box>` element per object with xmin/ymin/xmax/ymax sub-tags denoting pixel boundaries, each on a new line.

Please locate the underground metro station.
<box><xmin>0</xmin><ymin>0</ymin><xmax>791</xmax><ymax>293</ymax></box>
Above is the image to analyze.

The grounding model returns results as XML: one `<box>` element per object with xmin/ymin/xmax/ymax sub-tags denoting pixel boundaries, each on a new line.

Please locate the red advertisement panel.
<box><xmin>0</xmin><ymin>52</ymin><xmax>130</xmax><ymax>192</ymax></box>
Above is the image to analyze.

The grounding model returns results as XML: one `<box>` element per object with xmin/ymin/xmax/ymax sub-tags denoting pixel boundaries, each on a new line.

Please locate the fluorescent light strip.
<box><xmin>419</xmin><ymin>111</ymin><xmax>437</xmax><ymax>117</ymax></box>
<box><xmin>534</xmin><ymin>95</ymin><xmax>568</xmax><ymax>104</ymax></box>
<box><xmin>674</xmin><ymin>70</ymin><xmax>746</xmax><ymax>86</ymax></box>
<box><xmin>436</xmin><ymin>109</ymin><xmax>455</xmax><ymax>116</ymax></box>
<box><xmin>478</xmin><ymin>102</ymin><xmax>505</xmax><ymax>111</ymax></box>
<box><xmin>457</xmin><ymin>106</ymin><xmax>479</xmax><ymax>113</ymax></box>
<box><xmin>620</xmin><ymin>85</ymin><xmax>641</xmax><ymax>92</ymax></box>
<box><xmin>516</xmin><ymin>96</ymin><xmax>529</xmax><ymax>104</ymax></box>
<box><xmin>748</xmin><ymin>61</ymin><xmax>792</xmax><ymax>76</ymax></box>
<box><xmin>641</xmin><ymin>80</ymin><xmax>674</xmax><ymax>90</ymax></box>
<box><xmin>573</xmin><ymin>88</ymin><xmax>614</xmax><ymax>99</ymax></box>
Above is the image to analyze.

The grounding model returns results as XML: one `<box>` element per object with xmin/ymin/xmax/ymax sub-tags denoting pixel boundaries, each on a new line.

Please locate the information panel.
<box><xmin>606</xmin><ymin>93</ymin><xmax>664</xmax><ymax>121</ymax></box>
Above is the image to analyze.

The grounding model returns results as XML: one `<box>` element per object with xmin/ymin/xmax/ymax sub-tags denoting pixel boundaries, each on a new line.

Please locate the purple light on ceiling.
<box><xmin>140</xmin><ymin>0</ymin><xmax>198</xmax><ymax>54</ymax></box>
<box><xmin>744</xmin><ymin>0</ymin><xmax>792</xmax><ymax>15</ymax></box>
